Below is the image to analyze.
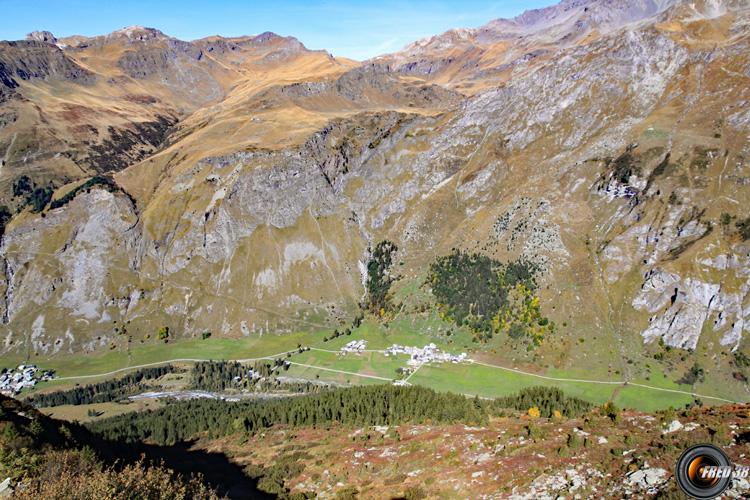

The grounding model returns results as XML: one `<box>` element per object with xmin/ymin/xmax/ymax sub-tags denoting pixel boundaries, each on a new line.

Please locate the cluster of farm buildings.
<box><xmin>0</xmin><ymin>365</ymin><xmax>56</xmax><ymax>395</ymax></box>
<box><xmin>340</xmin><ymin>340</ymin><xmax>468</xmax><ymax>366</ymax></box>
<box><xmin>385</xmin><ymin>343</ymin><xmax>468</xmax><ymax>366</ymax></box>
<box><xmin>341</xmin><ymin>340</ymin><xmax>368</xmax><ymax>353</ymax></box>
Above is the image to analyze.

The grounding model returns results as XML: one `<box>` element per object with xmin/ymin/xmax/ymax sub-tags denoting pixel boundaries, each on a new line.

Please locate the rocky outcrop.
<box><xmin>633</xmin><ymin>260</ymin><xmax>750</xmax><ymax>350</ymax></box>
<box><xmin>334</xmin><ymin>64</ymin><xmax>461</xmax><ymax>105</ymax></box>
<box><xmin>624</xmin><ymin>466</ymin><xmax>668</xmax><ymax>494</ymax></box>
<box><xmin>0</xmin><ymin>63</ymin><xmax>18</xmax><ymax>101</ymax></box>
<box><xmin>25</xmin><ymin>31</ymin><xmax>57</xmax><ymax>44</ymax></box>
<box><xmin>0</xmin><ymin>40</ymin><xmax>94</xmax><ymax>84</ymax></box>
<box><xmin>117</xmin><ymin>39</ymin><xmax>203</xmax><ymax>79</ymax></box>
<box><xmin>0</xmin><ymin>187</ymin><xmax>140</xmax><ymax>354</ymax></box>
<box><xmin>305</xmin><ymin>111</ymin><xmax>413</xmax><ymax>192</ymax></box>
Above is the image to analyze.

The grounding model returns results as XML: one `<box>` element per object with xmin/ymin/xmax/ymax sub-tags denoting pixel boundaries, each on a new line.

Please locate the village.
<box><xmin>340</xmin><ymin>340</ymin><xmax>468</xmax><ymax>366</ymax></box>
<box><xmin>385</xmin><ymin>343</ymin><xmax>468</xmax><ymax>366</ymax></box>
<box><xmin>0</xmin><ymin>364</ymin><xmax>56</xmax><ymax>396</ymax></box>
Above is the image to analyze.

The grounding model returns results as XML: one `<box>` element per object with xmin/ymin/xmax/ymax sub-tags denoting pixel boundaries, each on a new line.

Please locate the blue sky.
<box><xmin>0</xmin><ymin>0</ymin><xmax>554</xmax><ymax>60</ymax></box>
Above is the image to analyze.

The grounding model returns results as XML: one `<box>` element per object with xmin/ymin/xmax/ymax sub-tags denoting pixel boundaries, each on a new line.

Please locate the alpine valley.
<box><xmin>2</xmin><ymin>0</ymin><xmax>750</xmax><ymax>417</ymax></box>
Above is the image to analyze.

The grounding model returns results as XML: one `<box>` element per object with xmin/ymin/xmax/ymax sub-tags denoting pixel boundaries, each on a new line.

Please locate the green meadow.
<box><xmin>2</xmin><ymin>317</ymin><xmax>736</xmax><ymax>411</ymax></box>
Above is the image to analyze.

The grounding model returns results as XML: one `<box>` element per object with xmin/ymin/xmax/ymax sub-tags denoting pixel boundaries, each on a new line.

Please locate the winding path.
<box><xmin>50</xmin><ymin>348</ymin><xmax>740</xmax><ymax>404</ymax></box>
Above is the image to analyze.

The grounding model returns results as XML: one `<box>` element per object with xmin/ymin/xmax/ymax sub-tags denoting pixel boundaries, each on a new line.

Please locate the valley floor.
<box><xmin>9</xmin><ymin>321</ymin><xmax>742</xmax><ymax>415</ymax></box>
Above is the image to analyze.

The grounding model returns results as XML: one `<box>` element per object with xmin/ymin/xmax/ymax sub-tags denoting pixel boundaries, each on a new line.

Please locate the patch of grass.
<box><xmin>283</xmin><ymin>364</ymin><xmax>385</xmax><ymax>386</ymax></box>
<box><xmin>317</xmin><ymin>315</ymin><xmax>472</xmax><ymax>354</ymax></box>
<box><xmin>40</xmin><ymin>399</ymin><xmax>163</xmax><ymax>423</ymax></box>
<box><xmin>690</xmin><ymin>146</ymin><xmax>718</xmax><ymax>170</ymax></box>
<box><xmin>615</xmin><ymin>385</ymin><xmax>692</xmax><ymax>412</ymax></box>
<box><xmin>409</xmin><ymin>362</ymin><xmax>702</xmax><ymax>411</ymax></box>
<box><xmin>7</xmin><ymin>332</ymin><xmax>320</xmax><ymax>380</ymax></box>
<box><xmin>408</xmin><ymin>363</ymin><xmax>616</xmax><ymax>405</ymax></box>
<box><xmin>614</xmin><ymin>367</ymin><xmax>694</xmax><ymax>410</ymax></box>
<box><xmin>292</xmin><ymin>350</ymin><xmax>408</xmax><ymax>380</ymax></box>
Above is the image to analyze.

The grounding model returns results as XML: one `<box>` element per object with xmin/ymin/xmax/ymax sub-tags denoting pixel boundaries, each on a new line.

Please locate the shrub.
<box><xmin>601</xmin><ymin>402</ymin><xmax>620</xmax><ymax>423</ymax></box>
<box><xmin>678</xmin><ymin>363</ymin><xmax>705</xmax><ymax>385</ymax></box>
<box><xmin>12</xmin><ymin>175</ymin><xmax>33</xmax><ymax>197</ymax></box>
<box><xmin>567</xmin><ymin>433</ymin><xmax>582</xmax><ymax>448</ymax></box>
<box><xmin>403</xmin><ymin>485</ymin><xmax>427</xmax><ymax>500</ymax></box>
<box><xmin>0</xmin><ymin>205</ymin><xmax>11</xmax><ymax>236</ymax></box>
<box><xmin>736</xmin><ymin>217</ymin><xmax>750</xmax><ymax>241</ymax></box>
<box><xmin>720</xmin><ymin>212</ymin><xmax>733</xmax><ymax>228</ymax></box>
<box><xmin>12</xmin><ymin>451</ymin><xmax>217</xmax><ymax>500</ymax></box>
<box><xmin>27</xmin><ymin>186</ymin><xmax>53</xmax><ymax>213</ymax></box>
<box><xmin>334</xmin><ymin>485</ymin><xmax>359</xmax><ymax>500</ymax></box>
<box><xmin>734</xmin><ymin>351</ymin><xmax>750</xmax><ymax>368</ymax></box>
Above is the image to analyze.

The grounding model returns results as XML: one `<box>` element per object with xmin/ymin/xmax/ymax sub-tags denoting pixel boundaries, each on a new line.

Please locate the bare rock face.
<box><xmin>633</xmin><ymin>253</ymin><xmax>750</xmax><ymax>351</ymax></box>
<box><xmin>635</xmin><ymin>271</ymin><xmax>720</xmax><ymax>350</ymax></box>
<box><xmin>0</xmin><ymin>64</ymin><xmax>18</xmax><ymax>101</ymax></box>
<box><xmin>25</xmin><ymin>31</ymin><xmax>57</xmax><ymax>44</ymax></box>
<box><xmin>117</xmin><ymin>36</ymin><xmax>203</xmax><ymax>75</ymax></box>
<box><xmin>0</xmin><ymin>188</ymin><xmax>140</xmax><ymax>354</ymax></box>
<box><xmin>26</xmin><ymin>31</ymin><xmax>57</xmax><ymax>44</ymax></box>
<box><xmin>0</xmin><ymin>41</ymin><xmax>94</xmax><ymax>84</ymax></box>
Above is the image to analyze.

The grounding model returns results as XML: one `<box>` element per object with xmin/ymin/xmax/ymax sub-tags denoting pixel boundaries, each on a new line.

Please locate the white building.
<box><xmin>0</xmin><ymin>365</ymin><xmax>56</xmax><ymax>396</ymax></box>
<box><xmin>385</xmin><ymin>344</ymin><xmax>468</xmax><ymax>366</ymax></box>
<box><xmin>341</xmin><ymin>340</ymin><xmax>367</xmax><ymax>353</ymax></box>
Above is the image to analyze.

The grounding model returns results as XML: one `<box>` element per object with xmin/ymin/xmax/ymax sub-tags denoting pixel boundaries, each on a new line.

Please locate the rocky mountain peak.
<box><xmin>248</xmin><ymin>31</ymin><xmax>307</xmax><ymax>52</ymax></box>
<box><xmin>252</xmin><ymin>31</ymin><xmax>285</xmax><ymax>43</ymax></box>
<box><xmin>25</xmin><ymin>30</ymin><xmax>57</xmax><ymax>44</ymax></box>
<box><xmin>486</xmin><ymin>0</ymin><xmax>677</xmax><ymax>36</ymax></box>
<box><xmin>108</xmin><ymin>25</ymin><xmax>168</xmax><ymax>42</ymax></box>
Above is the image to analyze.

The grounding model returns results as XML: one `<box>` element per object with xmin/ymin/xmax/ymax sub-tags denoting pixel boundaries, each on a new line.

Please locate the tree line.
<box><xmin>191</xmin><ymin>360</ymin><xmax>324</xmax><ymax>394</ymax></box>
<box><xmin>87</xmin><ymin>385</ymin><xmax>488</xmax><ymax>446</ymax></box>
<box><xmin>87</xmin><ymin>385</ymin><xmax>593</xmax><ymax>447</ymax></box>
<box><xmin>26</xmin><ymin>365</ymin><xmax>178</xmax><ymax>407</ymax></box>
<box><xmin>490</xmin><ymin>386</ymin><xmax>592</xmax><ymax>418</ymax></box>
<box><xmin>191</xmin><ymin>360</ymin><xmax>249</xmax><ymax>391</ymax></box>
